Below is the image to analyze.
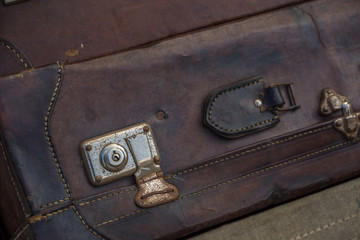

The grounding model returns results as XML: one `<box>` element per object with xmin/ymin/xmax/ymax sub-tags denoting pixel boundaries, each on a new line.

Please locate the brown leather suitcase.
<box><xmin>1</xmin><ymin>0</ymin><xmax>360</xmax><ymax>239</ymax></box>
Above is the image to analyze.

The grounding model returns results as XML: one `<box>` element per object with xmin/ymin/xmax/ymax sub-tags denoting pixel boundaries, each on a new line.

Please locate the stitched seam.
<box><xmin>29</xmin><ymin>206</ymin><xmax>72</xmax><ymax>223</ymax></box>
<box><xmin>94</xmin><ymin>136</ymin><xmax>357</xmax><ymax>228</ymax></box>
<box><xmin>78</xmin><ymin>187</ymin><xmax>137</xmax><ymax>206</ymax></box>
<box><xmin>0</xmin><ymin>141</ymin><xmax>29</xmax><ymax>217</ymax></box>
<box><xmin>41</xmin><ymin>62</ymin><xmax>71</xmax><ymax>208</ymax></box>
<box><xmin>167</xmin><ymin>124</ymin><xmax>332</xmax><ymax>179</ymax></box>
<box><xmin>40</xmin><ymin>197</ymin><xmax>71</xmax><ymax>208</ymax></box>
<box><xmin>12</xmin><ymin>223</ymin><xmax>29</xmax><ymax>240</ymax></box>
<box><xmin>73</xmin><ymin>206</ymin><xmax>106</xmax><ymax>240</ymax></box>
<box><xmin>94</xmin><ymin>210</ymin><xmax>147</xmax><ymax>228</ymax></box>
<box><xmin>78</xmin><ymin>124</ymin><xmax>332</xmax><ymax>207</ymax></box>
<box><xmin>0</xmin><ymin>40</ymin><xmax>30</xmax><ymax>69</ymax></box>
<box><xmin>290</xmin><ymin>211</ymin><xmax>360</xmax><ymax>240</ymax></box>
<box><xmin>208</xmin><ymin>79</ymin><xmax>277</xmax><ymax>132</ymax></box>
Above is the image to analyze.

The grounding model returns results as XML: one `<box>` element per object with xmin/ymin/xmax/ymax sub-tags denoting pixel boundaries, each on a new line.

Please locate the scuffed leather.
<box><xmin>0</xmin><ymin>0</ymin><xmax>307</xmax><ymax>76</ymax></box>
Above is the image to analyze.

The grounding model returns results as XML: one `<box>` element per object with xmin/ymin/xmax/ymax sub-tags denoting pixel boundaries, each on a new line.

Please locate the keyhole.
<box><xmin>112</xmin><ymin>151</ymin><xmax>121</xmax><ymax>161</ymax></box>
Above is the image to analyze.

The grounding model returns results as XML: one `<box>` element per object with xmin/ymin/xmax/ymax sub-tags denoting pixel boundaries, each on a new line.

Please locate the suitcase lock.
<box><xmin>80</xmin><ymin>123</ymin><xmax>179</xmax><ymax>208</ymax></box>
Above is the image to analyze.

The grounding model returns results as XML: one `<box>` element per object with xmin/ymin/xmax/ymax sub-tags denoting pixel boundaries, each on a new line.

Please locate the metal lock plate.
<box><xmin>80</xmin><ymin>123</ymin><xmax>160</xmax><ymax>186</ymax></box>
<box><xmin>80</xmin><ymin>123</ymin><xmax>179</xmax><ymax>208</ymax></box>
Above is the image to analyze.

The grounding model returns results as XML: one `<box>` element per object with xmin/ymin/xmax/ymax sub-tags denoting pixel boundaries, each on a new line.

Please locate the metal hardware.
<box><xmin>319</xmin><ymin>88</ymin><xmax>360</xmax><ymax>140</ymax></box>
<box><xmin>254</xmin><ymin>99</ymin><xmax>263</xmax><ymax>108</ymax></box>
<box><xmin>269</xmin><ymin>83</ymin><xmax>300</xmax><ymax>111</ymax></box>
<box><xmin>334</xmin><ymin>102</ymin><xmax>360</xmax><ymax>140</ymax></box>
<box><xmin>319</xmin><ymin>88</ymin><xmax>348</xmax><ymax>115</ymax></box>
<box><xmin>80</xmin><ymin>123</ymin><xmax>179</xmax><ymax>208</ymax></box>
<box><xmin>100</xmin><ymin>144</ymin><xmax>128</xmax><ymax>172</ymax></box>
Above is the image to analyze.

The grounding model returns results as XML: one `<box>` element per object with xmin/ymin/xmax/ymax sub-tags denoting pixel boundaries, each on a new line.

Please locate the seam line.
<box><xmin>290</xmin><ymin>211</ymin><xmax>360</xmax><ymax>240</ymax></box>
<box><xmin>78</xmin><ymin>187</ymin><xmax>137</xmax><ymax>206</ymax></box>
<box><xmin>93</xmin><ymin>136</ymin><xmax>358</xmax><ymax>228</ymax></box>
<box><xmin>0</xmin><ymin>40</ymin><xmax>31</xmax><ymax>69</ymax></box>
<box><xmin>42</xmin><ymin>62</ymin><xmax>71</xmax><ymax>208</ymax></box>
<box><xmin>12</xmin><ymin>223</ymin><xmax>30</xmax><ymax>240</ymax></box>
<box><xmin>73</xmin><ymin>206</ymin><xmax>106</xmax><ymax>240</ymax></box>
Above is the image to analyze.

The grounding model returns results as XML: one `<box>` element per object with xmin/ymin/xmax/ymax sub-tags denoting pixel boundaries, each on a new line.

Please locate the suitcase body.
<box><xmin>1</xmin><ymin>0</ymin><xmax>360</xmax><ymax>239</ymax></box>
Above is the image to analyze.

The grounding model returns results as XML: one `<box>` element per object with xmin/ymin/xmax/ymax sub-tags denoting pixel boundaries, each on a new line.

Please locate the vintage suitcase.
<box><xmin>1</xmin><ymin>0</ymin><xmax>360</xmax><ymax>239</ymax></box>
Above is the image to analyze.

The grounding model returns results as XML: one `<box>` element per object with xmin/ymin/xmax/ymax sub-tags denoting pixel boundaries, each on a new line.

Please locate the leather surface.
<box><xmin>0</xmin><ymin>0</ymin><xmax>307</xmax><ymax>76</ymax></box>
<box><xmin>0</xmin><ymin>141</ymin><xmax>29</xmax><ymax>239</ymax></box>
<box><xmin>203</xmin><ymin>77</ymin><xmax>280</xmax><ymax>138</ymax></box>
<box><xmin>0</xmin><ymin>0</ymin><xmax>359</xmax><ymax>239</ymax></box>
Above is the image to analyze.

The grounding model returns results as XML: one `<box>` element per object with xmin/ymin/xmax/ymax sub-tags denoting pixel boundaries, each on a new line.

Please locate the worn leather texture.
<box><xmin>0</xmin><ymin>0</ymin><xmax>360</xmax><ymax>239</ymax></box>
<box><xmin>203</xmin><ymin>77</ymin><xmax>280</xmax><ymax>138</ymax></box>
<box><xmin>0</xmin><ymin>0</ymin><xmax>307</xmax><ymax>77</ymax></box>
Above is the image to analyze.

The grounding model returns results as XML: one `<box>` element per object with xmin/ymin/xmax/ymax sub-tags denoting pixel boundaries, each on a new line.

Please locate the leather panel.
<box><xmin>0</xmin><ymin>65</ymin><xmax>71</xmax><ymax>212</ymax></box>
<box><xmin>0</xmin><ymin>0</ymin><xmax>307</xmax><ymax>76</ymax></box>
<box><xmin>51</xmin><ymin>0</ymin><xmax>360</xmax><ymax>202</ymax></box>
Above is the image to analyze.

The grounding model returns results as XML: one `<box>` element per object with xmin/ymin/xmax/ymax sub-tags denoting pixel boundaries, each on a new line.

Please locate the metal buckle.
<box><xmin>80</xmin><ymin>123</ymin><xmax>179</xmax><ymax>208</ymax></box>
<box><xmin>269</xmin><ymin>83</ymin><xmax>300</xmax><ymax>111</ymax></box>
<box><xmin>319</xmin><ymin>88</ymin><xmax>360</xmax><ymax>140</ymax></box>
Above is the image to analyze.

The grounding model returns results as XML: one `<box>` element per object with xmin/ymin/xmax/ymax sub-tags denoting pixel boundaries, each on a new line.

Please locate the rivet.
<box><xmin>143</xmin><ymin>126</ymin><xmax>150</xmax><ymax>132</ymax></box>
<box><xmin>95</xmin><ymin>176</ymin><xmax>102</xmax><ymax>183</ymax></box>
<box><xmin>156</xmin><ymin>111</ymin><xmax>168</xmax><ymax>120</ymax></box>
<box><xmin>85</xmin><ymin>145</ymin><xmax>92</xmax><ymax>151</ymax></box>
<box><xmin>254</xmin><ymin>99</ymin><xmax>263</xmax><ymax>108</ymax></box>
<box><xmin>326</xmin><ymin>89</ymin><xmax>332</xmax><ymax>94</ymax></box>
<box><xmin>153</xmin><ymin>156</ymin><xmax>161</xmax><ymax>164</ymax></box>
<box><xmin>323</xmin><ymin>107</ymin><xmax>328</xmax><ymax>113</ymax></box>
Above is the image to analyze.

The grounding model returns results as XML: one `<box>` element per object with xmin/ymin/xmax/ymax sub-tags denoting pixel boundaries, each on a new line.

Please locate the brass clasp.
<box><xmin>319</xmin><ymin>88</ymin><xmax>360</xmax><ymax>140</ymax></box>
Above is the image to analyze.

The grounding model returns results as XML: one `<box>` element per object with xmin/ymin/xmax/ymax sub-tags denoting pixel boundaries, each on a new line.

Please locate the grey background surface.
<box><xmin>191</xmin><ymin>177</ymin><xmax>360</xmax><ymax>240</ymax></box>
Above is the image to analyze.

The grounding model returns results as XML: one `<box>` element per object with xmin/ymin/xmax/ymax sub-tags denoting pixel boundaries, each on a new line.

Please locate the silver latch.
<box><xmin>80</xmin><ymin>123</ymin><xmax>179</xmax><ymax>208</ymax></box>
<box><xmin>319</xmin><ymin>88</ymin><xmax>360</xmax><ymax>140</ymax></box>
